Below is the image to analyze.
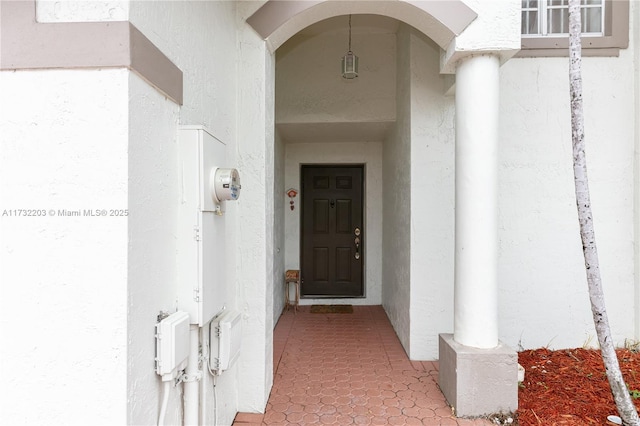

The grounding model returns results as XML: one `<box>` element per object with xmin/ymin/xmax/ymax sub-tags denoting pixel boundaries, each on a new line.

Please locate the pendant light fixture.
<box><xmin>341</xmin><ymin>15</ymin><xmax>358</xmax><ymax>79</ymax></box>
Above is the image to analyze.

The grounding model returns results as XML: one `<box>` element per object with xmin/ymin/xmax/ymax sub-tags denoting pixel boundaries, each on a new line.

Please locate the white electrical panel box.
<box><xmin>177</xmin><ymin>126</ymin><xmax>232</xmax><ymax>326</ymax></box>
<box><xmin>155</xmin><ymin>311</ymin><xmax>190</xmax><ymax>381</ymax></box>
<box><xmin>209</xmin><ymin>310</ymin><xmax>242</xmax><ymax>375</ymax></box>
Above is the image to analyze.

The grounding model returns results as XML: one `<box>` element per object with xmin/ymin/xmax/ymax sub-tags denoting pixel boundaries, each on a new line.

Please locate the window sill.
<box><xmin>516</xmin><ymin>35</ymin><xmax>628</xmax><ymax>57</ymax></box>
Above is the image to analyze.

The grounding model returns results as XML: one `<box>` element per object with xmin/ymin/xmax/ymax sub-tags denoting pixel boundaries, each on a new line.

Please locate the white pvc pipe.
<box><xmin>199</xmin><ymin>327</ymin><xmax>207</xmax><ymax>426</ymax></box>
<box><xmin>454</xmin><ymin>54</ymin><xmax>500</xmax><ymax>349</ymax></box>
<box><xmin>157</xmin><ymin>381</ymin><xmax>171</xmax><ymax>426</ymax></box>
<box><xmin>184</xmin><ymin>325</ymin><xmax>200</xmax><ymax>426</ymax></box>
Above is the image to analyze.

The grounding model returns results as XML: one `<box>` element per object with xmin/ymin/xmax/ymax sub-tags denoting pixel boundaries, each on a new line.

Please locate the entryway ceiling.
<box><xmin>296</xmin><ymin>14</ymin><xmax>400</xmax><ymax>36</ymax></box>
<box><xmin>276</xmin><ymin>14</ymin><xmax>400</xmax><ymax>144</ymax></box>
<box><xmin>276</xmin><ymin>121</ymin><xmax>394</xmax><ymax>145</ymax></box>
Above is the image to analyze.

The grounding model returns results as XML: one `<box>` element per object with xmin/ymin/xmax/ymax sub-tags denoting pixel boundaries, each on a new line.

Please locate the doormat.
<box><xmin>310</xmin><ymin>305</ymin><xmax>353</xmax><ymax>314</ymax></box>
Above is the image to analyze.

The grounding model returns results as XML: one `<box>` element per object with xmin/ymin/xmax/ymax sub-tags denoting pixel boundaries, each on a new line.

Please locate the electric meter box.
<box><xmin>211</xmin><ymin>168</ymin><xmax>241</xmax><ymax>203</ymax></box>
<box><xmin>177</xmin><ymin>126</ymin><xmax>235</xmax><ymax>326</ymax></box>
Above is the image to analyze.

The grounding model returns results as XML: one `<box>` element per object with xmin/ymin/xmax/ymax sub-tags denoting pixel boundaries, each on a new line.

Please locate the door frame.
<box><xmin>299</xmin><ymin>163</ymin><xmax>367</xmax><ymax>298</ymax></box>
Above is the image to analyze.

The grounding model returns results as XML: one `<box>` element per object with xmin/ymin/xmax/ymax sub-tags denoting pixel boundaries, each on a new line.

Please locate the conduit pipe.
<box><xmin>199</xmin><ymin>327</ymin><xmax>208</xmax><ymax>426</ymax></box>
<box><xmin>157</xmin><ymin>381</ymin><xmax>171</xmax><ymax>426</ymax></box>
<box><xmin>184</xmin><ymin>325</ymin><xmax>200</xmax><ymax>426</ymax></box>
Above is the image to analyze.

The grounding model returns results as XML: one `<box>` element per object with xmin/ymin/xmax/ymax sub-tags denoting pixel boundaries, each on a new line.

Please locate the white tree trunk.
<box><xmin>568</xmin><ymin>1</ymin><xmax>640</xmax><ymax>424</ymax></box>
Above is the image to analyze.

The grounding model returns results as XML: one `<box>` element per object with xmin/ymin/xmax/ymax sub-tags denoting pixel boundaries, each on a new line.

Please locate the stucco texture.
<box><xmin>2</xmin><ymin>2</ymin><xmax>640</xmax><ymax>425</ymax></box>
<box><xmin>0</xmin><ymin>68</ymin><xmax>129</xmax><ymax>425</ymax></box>
<box><xmin>498</xmin><ymin>49</ymin><xmax>638</xmax><ymax>351</ymax></box>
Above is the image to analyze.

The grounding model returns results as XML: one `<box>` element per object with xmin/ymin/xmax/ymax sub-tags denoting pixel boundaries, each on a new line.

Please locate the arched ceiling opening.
<box><xmin>251</xmin><ymin>1</ymin><xmax>478</xmax><ymax>145</ymax></box>
<box><xmin>247</xmin><ymin>0</ymin><xmax>477</xmax><ymax>53</ymax></box>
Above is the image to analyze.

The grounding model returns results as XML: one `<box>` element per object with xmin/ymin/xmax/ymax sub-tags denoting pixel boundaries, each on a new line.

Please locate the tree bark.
<box><xmin>568</xmin><ymin>1</ymin><xmax>640</xmax><ymax>424</ymax></box>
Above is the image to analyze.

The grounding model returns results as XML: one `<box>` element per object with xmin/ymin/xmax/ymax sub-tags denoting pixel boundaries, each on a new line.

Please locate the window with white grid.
<box><xmin>522</xmin><ymin>0</ymin><xmax>604</xmax><ymax>37</ymax></box>
<box><xmin>517</xmin><ymin>0</ymin><xmax>629</xmax><ymax>57</ymax></box>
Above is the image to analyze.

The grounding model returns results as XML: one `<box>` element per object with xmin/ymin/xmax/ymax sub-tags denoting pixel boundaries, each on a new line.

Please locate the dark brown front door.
<box><xmin>301</xmin><ymin>165</ymin><xmax>364</xmax><ymax>297</ymax></box>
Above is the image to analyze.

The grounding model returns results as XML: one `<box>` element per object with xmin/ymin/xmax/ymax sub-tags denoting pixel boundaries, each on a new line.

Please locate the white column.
<box><xmin>454</xmin><ymin>54</ymin><xmax>500</xmax><ymax>349</ymax></box>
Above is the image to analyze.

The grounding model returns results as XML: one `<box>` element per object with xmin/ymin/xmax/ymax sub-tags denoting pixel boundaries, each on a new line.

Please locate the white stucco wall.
<box><xmin>442</xmin><ymin>0</ymin><xmax>521</xmax><ymax>72</ymax></box>
<box><xmin>236</xmin><ymin>1</ymin><xmax>276</xmax><ymax>412</ymax></box>
<box><xmin>384</xmin><ymin>14</ymin><xmax>638</xmax><ymax>360</ymax></box>
<box><xmin>36</xmin><ymin>0</ymin><xmax>128</xmax><ymax>22</ymax></box>
<box><xmin>0</xmin><ymin>69</ymin><xmax>129</xmax><ymax>425</ymax></box>
<box><xmin>382</xmin><ymin>24</ymin><xmax>412</xmax><ymax>352</ymax></box>
<box><xmin>409</xmin><ymin>29</ymin><xmax>456</xmax><ymax>360</ymax></box>
<box><xmin>382</xmin><ymin>26</ymin><xmax>457</xmax><ymax>360</ymax></box>
<box><xmin>19</xmin><ymin>1</ymin><xmax>275</xmax><ymax>423</ymax></box>
<box><xmin>5</xmin><ymin>6</ymin><xmax>639</xmax><ymax>426</ymax></box>
<box><xmin>34</xmin><ymin>0</ymin><xmax>274</xmax><ymax>422</ymax></box>
<box><xmin>129</xmin><ymin>0</ymin><xmax>238</xmax><ymax>144</ymax></box>
<box><xmin>283</xmin><ymin>142</ymin><xmax>383</xmax><ymax>305</ymax></box>
<box><xmin>274</xmin><ymin>130</ymin><xmax>286</xmax><ymax>324</ymax></box>
<box><xmin>406</xmin><ymin>5</ymin><xmax>639</xmax><ymax>359</ymax></box>
<box><xmin>129</xmin><ymin>0</ymin><xmax>272</xmax><ymax>422</ymax></box>
<box><xmin>498</xmin><ymin>46</ymin><xmax>638</xmax><ymax>351</ymax></box>
<box><xmin>127</xmin><ymin>72</ymin><xmax>181</xmax><ymax>425</ymax></box>
<box><xmin>452</xmin><ymin>0</ymin><xmax>520</xmax><ymax>53</ymax></box>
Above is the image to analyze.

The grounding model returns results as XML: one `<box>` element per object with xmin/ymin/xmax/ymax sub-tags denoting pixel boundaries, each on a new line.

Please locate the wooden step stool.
<box><xmin>284</xmin><ymin>270</ymin><xmax>300</xmax><ymax>312</ymax></box>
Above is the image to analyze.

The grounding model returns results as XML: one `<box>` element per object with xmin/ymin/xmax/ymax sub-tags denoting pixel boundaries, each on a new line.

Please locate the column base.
<box><xmin>438</xmin><ymin>333</ymin><xmax>517</xmax><ymax>418</ymax></box>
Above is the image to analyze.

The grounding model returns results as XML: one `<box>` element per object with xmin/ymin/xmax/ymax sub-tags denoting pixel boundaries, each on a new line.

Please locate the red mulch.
<box><xmin>517</xmin><ymin>348</ymin><xmax>640</xmax><ymax>425</ymax></box>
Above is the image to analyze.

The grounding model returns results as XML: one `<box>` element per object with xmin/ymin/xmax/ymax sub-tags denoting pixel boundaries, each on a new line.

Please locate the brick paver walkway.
<box><xmin>233</xmin><ymin>305</ymin><xmax>490</xmax><ymax>425</ymax></box>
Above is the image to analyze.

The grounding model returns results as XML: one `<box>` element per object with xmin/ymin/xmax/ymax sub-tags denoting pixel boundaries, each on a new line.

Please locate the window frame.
<box><xmin>517</xmin><ymin>0</ymin><xmax>629</xmax><ymax>57</ymax></box>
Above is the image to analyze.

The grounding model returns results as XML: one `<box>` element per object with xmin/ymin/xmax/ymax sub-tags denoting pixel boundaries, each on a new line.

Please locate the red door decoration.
<box><xmin>286</xmin><ymin>188</ymin><xmax>298</xmax><ymax>210</ymax></box>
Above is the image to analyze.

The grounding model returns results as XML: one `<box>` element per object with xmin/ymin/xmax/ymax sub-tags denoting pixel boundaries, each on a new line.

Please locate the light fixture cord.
<box><xmin>348</xmin><ymin>14</ymin><xmax>352</xmax><ymax>52</ymax></box>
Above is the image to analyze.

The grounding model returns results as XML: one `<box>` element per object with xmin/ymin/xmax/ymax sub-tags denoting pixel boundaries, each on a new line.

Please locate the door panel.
<box><xmin>313</xmin><ymin>200</ymin><xmax>330</xmax><ymax>233</ymax></box>
<box><xmin>335</xmin><ymin>200</ymin><xmax>352</xmax><ymax>233</ymax></box>
<box><xmin>301</xmin><ymin>165</ymin><xmax>364</xmax><ymax>297</ymax></box>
